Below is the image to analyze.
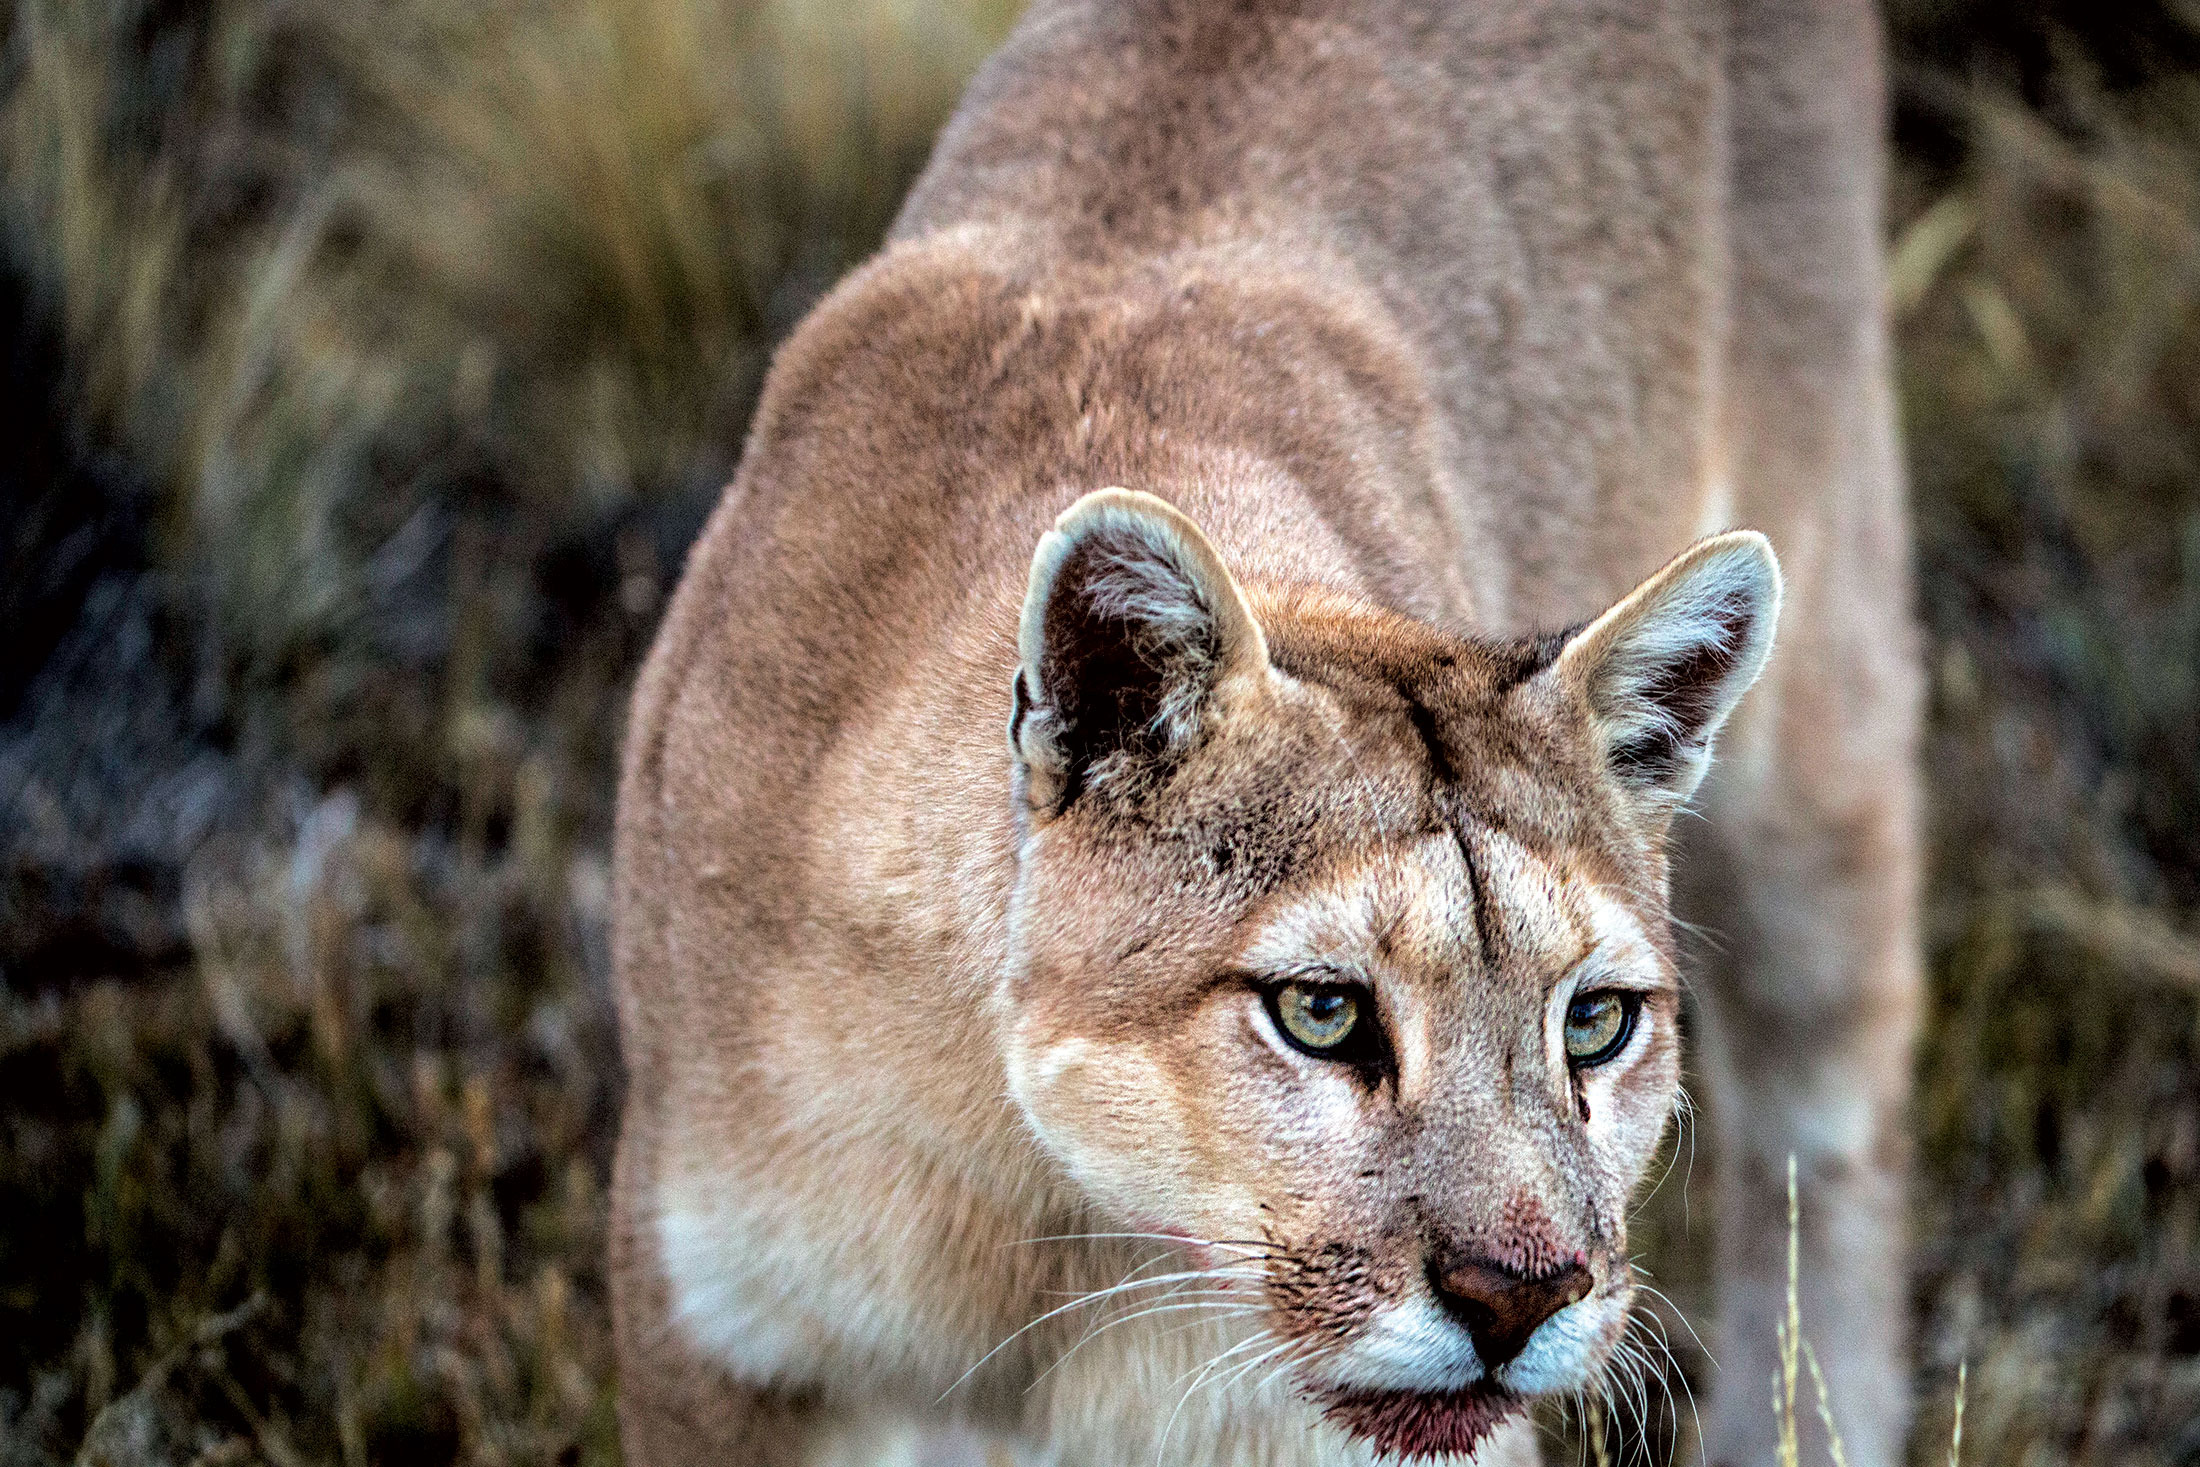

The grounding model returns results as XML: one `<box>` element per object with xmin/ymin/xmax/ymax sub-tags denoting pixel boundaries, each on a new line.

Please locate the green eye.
<box><xmin>1271</xmin><ymin>982</ymin><xmax>1362</xmax><ymax>1054</ymax></box>
<box><xmin>1564</xmin><ymin>991</ymin><xmax>1638</xmax><ymax>1066</ymax></box>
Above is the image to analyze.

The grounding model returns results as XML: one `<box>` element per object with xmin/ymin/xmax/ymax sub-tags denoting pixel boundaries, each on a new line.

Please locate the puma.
<box><xmin>610</xmin><ymin>2</ymin><xmax>1921</xmax><ymax>1463</ymax></box>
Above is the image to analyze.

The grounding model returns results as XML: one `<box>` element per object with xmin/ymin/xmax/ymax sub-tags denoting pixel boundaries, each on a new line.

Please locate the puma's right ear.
<box><xmin>1547</xmin><ymin>530</ymin><xmax>1783</xmax><ymax>817</ymax></box>
<box><xmin>1010</xmin><ymin>489</ymin><xmax>1270</xmax><ymax>815</ymax></box>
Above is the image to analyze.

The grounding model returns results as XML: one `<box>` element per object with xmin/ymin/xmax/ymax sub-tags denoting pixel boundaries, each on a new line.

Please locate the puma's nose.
<box><xmin>1428</xmin><ymin>1256</ymin><xmax>1594</xmax><ymax>1368</ymax></box>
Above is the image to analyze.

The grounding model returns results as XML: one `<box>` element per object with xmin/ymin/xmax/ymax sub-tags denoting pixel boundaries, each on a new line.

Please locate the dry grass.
<box><xmin>3</xmin><ymin>1</ymin><xmax>2198</xmax><ymax>1464</ymax></box>
<box><xmin>1</xmin><ymin>1</ymin><xmax>1010</xmax><ymax>1461</ymax></box>
<box><xmin>3</xmin><ymin>0</ymin><xmax>1011</xmax><ymax>662</ymax></box>
<box><xmin>1891</xmin><ymin>14</ymin><xmax>2200</xmax><ymax>1459</ymax></box>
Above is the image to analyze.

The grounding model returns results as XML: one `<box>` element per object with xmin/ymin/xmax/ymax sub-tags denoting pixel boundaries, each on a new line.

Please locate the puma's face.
<box><xmin>1004</xmin><ymin>490</ymin><xmax>1779</xmax><ymax>1458</ymax></box>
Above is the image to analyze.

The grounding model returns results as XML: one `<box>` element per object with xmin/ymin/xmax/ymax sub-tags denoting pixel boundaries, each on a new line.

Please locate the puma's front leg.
<box><xmin>1704</xmin><ymin>0</ymin><xmax>1923</xmax><ymax>1458</ymax></box>
<box><xmin>1681</xmin><ymin>622</ymin><xmax>1923</xmax><ymax>1467</ymax></box>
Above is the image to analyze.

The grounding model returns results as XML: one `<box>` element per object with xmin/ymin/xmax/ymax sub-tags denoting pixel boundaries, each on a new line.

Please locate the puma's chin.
<box><xmin>1317</xmin><ymin>1380</ymin><xmax>1525</xmax><ymax>1461</ymax></box>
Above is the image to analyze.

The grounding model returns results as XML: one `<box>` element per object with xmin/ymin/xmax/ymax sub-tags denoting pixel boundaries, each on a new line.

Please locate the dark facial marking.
<box><xmin>1398</xmin><ymin>690</ymin><xmax>1458</xmax><ymax>785</ymax></box>
<box><xmin>1454</xmin><ymin>825</ymin><xmax>1502</xmax><ymax>976</ymax></box>
<box><xmin>1267</xmin><ymin>1238</ymin><xmax>1386</xmax><ymax>1345</ymax></box>
<box><xmin>1393</xmin><ymin>683</ymin><xmax>1510</xmax><ymax>975</ymax></box>
<box><xmin>1490</xmin><ymin>625</ymin><xmax>1577</xmax><ymax>693</ymax></box>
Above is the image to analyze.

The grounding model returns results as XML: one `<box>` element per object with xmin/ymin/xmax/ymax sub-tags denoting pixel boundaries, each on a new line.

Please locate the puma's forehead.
<box><xmin>1251</xmin><ymin>583</ymin><xmax>1570</xmax><ymax>703</ymax></box>
<box><xmin>1050</xmin><ymin>586</ymin><xmax>1649</xmax><ymax>900</ymax></box>
<box><xmin>1232</xmin><ymin>827</ymin><xmax>1672</xmax><ymax>998</ymax></box>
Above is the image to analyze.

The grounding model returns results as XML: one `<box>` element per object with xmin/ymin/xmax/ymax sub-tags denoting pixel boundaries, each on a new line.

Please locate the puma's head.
<box><xmin>1003</xmin><ymin>489</ymin><xmax>1779</xmax><ymax>1457</ymax></box>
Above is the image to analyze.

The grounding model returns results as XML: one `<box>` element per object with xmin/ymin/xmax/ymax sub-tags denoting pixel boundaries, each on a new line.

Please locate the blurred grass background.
<box><xmin>0</xmin><ymin>1</ymin><xmax>2195</xmax><ymax>1462</ymax></box>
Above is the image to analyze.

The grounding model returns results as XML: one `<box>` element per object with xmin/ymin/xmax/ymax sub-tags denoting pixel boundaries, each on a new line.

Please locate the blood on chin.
<box><xmin>1318</xmin><ymin>1381</ymin><xmax>1524</xmax><ymax>1462</ymax></box>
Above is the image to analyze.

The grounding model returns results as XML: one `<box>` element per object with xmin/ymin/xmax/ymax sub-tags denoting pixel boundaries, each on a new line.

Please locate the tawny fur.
<box><xmin>610</xmin><ymin>2</ymin><xmax>1920</xmax><ymax>1464</ymax></box>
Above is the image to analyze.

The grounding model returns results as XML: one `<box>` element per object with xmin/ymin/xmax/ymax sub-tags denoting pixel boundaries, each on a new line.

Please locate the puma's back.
<box><xmin>612</xmin><ymin>3</ymin><xmax>1919</xmax><ymax>1464</ymax></box>
<box><xmin>895</xmin><ymin>0</ymin><xmax>1733</xmax><ymax>624</ymax></box>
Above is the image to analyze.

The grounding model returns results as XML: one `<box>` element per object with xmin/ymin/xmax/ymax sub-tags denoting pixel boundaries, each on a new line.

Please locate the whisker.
<box><xmin>1070</xmin><ymin>1292</ymin><xmax>1256</xmax><ymax>1332</ymax></box>
<box><xmin>1675</xmin><ymin>1086</ymin><xmax>1699</xmax><ymax>1229</ymax></box>
<box><xmin>1609</xmin><ymin>1334</ymin><xmax>1656</xmax><ymax>1465</ymax></box>
<box><xmin>1210</xmin><ymin>1335</ymin><xmax>1304</xmax><ymax>1413</ymax></box>
<box><xmin>1219</xmin><ymin>1338</ymin><xmax>1299</xmax><ymax>1396</ymax></box>
<box><xmin>1632</xmin><ymin>1282</ymin><xmax>1716</xmax><ymax>1369</ymax></box>
<box><xmin>1662</xmin><ymin>908</ymin><xmax>1725</xmax><ymax>951</ymax></box>
<box><xmin>938</xmin><ymin>1258</ymin><xmax>1252</xmax><ymax>1402</ymax></box>
<box><xmin>1616</xmin><ymin>1311</ymin><xmax>1693</xmax><ymax>1467</ymax></box>
<box><xmin>1592</xmin><ymin>1369</ymin><xmax>1622</xmax><ymax>1467</ymax></box>
<box><xmin>1155</xmin><ymin>1334</ymin><xmax>1291</xmax><ymax>1465</ymax></box>
<box><xmin>1628</xmin><ymin>1301</ymin><xmax>1705</xmax><ymax>1467</ymax></box>
<box><xmin>1643</xmin><ymin>1330</ymin><xmax>1680</xmax><ymax>1465</ymax></box>
<box><xmin>1633</xmin><ymin>1125</ymin><xmax>1689</xmax><ymax>1222</ymax></box>
<box><xmin>1240</xmin><ymin>1346</ymin><xmax>1311</xmax><ymax>1406</ymax></box>
<box><xmin>1247</xmin><ymin>1332</ymin><xmax>1318</xmax><ymax>1396</ymax></box>
<box><xmin>1532</xmin><ymin>1398</ymin><xmax>1574</xmax><ymax>1453</ymax></box>
<box><xmin>1006</xmin><ymin>1232</ymin><xmax>1283</xmax><ymax>1258</ymax></box>
<box><xmin>1608</xmin><ymin>1338</ymin><xmax>1642</xmax><ymax>1465</ymax></box>
<box><xmin>1032</xmin><ymin>1264</ymin><xmax>1266</xmax><ymax>1300</ymax></box>
<box><xmin>1148</xmin><ymin>1307</ymin><xmax>1271</xmax><ymax>1346</ymax></box>
<box><xmin>1166</xmin><ymin>1329</ymin><xmax>1280</xmax><ymax>1389</ymax></box>
<box><xmin>1630</xmin><ymin>1333</ymin><xmax>1670</xmax><ymax>1467</ymax></box>
<box><xmin>1030</xmin><ymin>1297</ymin><xmax>1263</xmax><ymax>1392</ymax></box>
<box><xmin>1590</xmin><ymin>1355</ymin><xmax>1625</xmax><ymax>1466</ymax></box>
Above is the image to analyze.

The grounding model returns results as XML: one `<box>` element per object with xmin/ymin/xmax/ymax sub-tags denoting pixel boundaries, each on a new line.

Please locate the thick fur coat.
<box><xmin>611</xmin><ymin>2</ymin><xmax>1920</xmax><ymax>1463</ymax></box>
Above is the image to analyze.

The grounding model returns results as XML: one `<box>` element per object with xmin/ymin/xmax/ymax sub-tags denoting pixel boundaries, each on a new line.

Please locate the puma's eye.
<box><xmin>1564</xmin><ymin>991</ymin><xmax>1639</xmax><ymax>1066</ymax></box>
<box><xmin>1268</xmin><ymin>982</ymin><xmax>1362</xmax><ymax>1055</ymax></box>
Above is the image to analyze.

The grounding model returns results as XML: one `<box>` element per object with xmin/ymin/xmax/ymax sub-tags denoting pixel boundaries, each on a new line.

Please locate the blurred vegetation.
<box><xmin>1891</xmin><ymin>4</ymin><xmax>2200</xmax><ymax>1459</ymax></box>
<box><xmin>0</xmin><ymin>0</ymin><xmax>1013</xmax><ymax>1460</ymax></box>
<box><xmin>0</xmin><ymin>0</ymin><xmax>2196</xmax><ymax>1463</ymax></box>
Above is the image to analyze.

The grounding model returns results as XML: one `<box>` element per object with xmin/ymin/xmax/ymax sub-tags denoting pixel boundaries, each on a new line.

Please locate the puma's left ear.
<box><xmin>1549</xmin><ymin>531</ymin><xmax>1782</xmax><ymax>813</ymax></box>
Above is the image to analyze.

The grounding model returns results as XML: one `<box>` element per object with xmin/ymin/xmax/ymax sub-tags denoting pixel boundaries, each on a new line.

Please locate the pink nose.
<box><xmin>1429</xmin><ymin>1256</ymin><xmax>1593</xmax><ymax>1368</ymax></box>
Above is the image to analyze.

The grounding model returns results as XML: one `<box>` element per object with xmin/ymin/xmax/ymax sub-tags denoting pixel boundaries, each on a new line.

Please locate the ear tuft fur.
<box><xmin>1011</xmin><ymin>489</ymin><xmax>1267</xmax><ymax>814</ymax></box>
<box><xmin>1553</xmin><ymin>531</ymin><xmax>1782</xmax><ymax>813</ymax></box>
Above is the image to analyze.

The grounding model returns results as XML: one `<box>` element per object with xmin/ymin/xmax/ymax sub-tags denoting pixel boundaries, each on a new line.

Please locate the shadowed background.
<box><xmin>0</xmin><ymin>1</ymin><xmax>2195</xmax><ymax>1462</ymax></box>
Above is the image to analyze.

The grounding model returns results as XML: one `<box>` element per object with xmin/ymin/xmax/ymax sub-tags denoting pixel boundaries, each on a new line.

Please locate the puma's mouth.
<box><xmin>1317</xmin><ymin>1380</ymin><xmax>1524</xmax><ymax>1460</ymax></box>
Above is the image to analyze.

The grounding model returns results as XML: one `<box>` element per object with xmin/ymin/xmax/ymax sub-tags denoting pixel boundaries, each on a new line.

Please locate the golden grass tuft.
<box><xmin>2</xmin><ymin>0</ymin><xmax>1014</xmax><ymax>657</ymax></box>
